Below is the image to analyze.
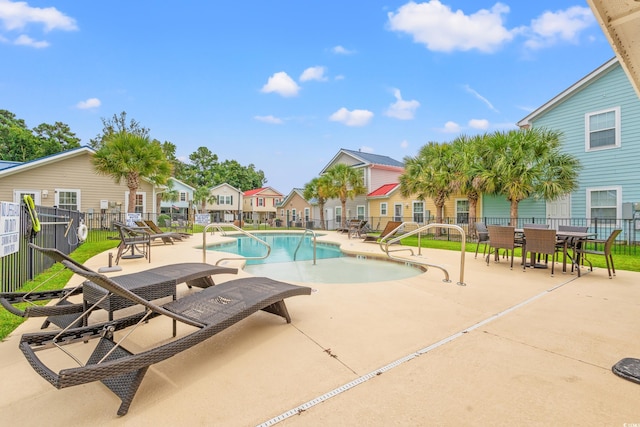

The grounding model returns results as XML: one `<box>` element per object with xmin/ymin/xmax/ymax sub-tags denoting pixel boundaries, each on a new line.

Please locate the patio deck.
<box><xmin>1</xmin><ymin>231</ymin><xmax>638</xmax><ymax>426</ymax></box>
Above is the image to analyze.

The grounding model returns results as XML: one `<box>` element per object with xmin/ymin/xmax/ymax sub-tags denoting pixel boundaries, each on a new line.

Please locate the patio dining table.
<box><xmin>556</xmin><ymin>230</ymin><xmax>597</xmax><ymax>273</ymax></box>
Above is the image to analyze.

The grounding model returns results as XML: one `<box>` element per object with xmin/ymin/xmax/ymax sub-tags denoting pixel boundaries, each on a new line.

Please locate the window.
<box><xmin>134</xmin><ymin>194</ymin><xmax>144</xmax><ymax>213</ymax></box>
<box><xmin>335</xmin><ymin>207</ymin><xmax>342</xmax><ymax>225</ymax></box>
<box><xmin>587</xmin><ymin>187</ymin><xmax>620</xmax><ymax>223</ymax></box>
<box><xmin>218</xmin><ymin>195</ymin><xmax>232</xmax><ymax>205</ymax></box>
<box><xmin>280</xmin><ymin>209</ymin><xmax>284</xmax><ymax>216</ymax></box>
<box><xmin>456</xmin><ymin>199</ymin><xmax>469</xmax><ymax>224</ymax></box>
<box><xmin>380</xmin><ymin>203</ymin><xmax>387</xmax><ymax>216</ymax></box>
<box><xmin>257</xmin><ymin>198</ymin><xmax>264</xmax><ymax>207</ymax></box>
<box><xmin>55</xmin><ymin>189</ymin><xmax>80</xmax><ymax>211</ymax></box>
<box><xmin>179</xmin><ymin>192</ymin><xmax>187</xmax><ymax>202</ymax></box>
<box><xmin>585</xmin><ymin>107</ymin><xmax>620</xmax><ymax>151</ymax></box>
<box><xmin>357</xmin><ymin>205</ymin><xmax>365</xmax><ymax>220</ymax></box>
<box><xmin>304</xmin><ymin>208</ymin><xmax>310</xmax><ymax>221</ymax></box>
<box><xmin>292</xmin><ymin>209</ymin><xmax>297</xmax><ymax>221</ymax></box>
<box><xmin>412</xmin><ymin>201</ymin><xmax>424</xmax><ymax>223</ymax></box>
<box><xmin>14</xmin><ymin>190</ymin><xmax>40</xmax><ymax>205</ymax></box>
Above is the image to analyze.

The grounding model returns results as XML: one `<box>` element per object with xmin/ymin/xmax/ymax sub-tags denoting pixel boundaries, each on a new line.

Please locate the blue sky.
<box><xmin>0</xmin><ymin>1</ymin><xmax>615</xmax><ymax>194</ymax></box>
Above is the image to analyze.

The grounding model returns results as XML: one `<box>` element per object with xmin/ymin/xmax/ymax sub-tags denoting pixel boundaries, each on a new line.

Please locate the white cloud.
<box><xmin>387</xmin><ymin>1</ymin><xmax>514</xmax><ymax>53</ymax></box>
<box><xmin>464</xmin><ymin>84</ymin><xmax>498</xmax><ymax>113</ymax></box>
<box><xmin>385</xmin><ymin>88</ymin><xmax>420</xmax><ymax>120</ymax></box>
<box><xmin>300</xmin><ymin>66</ymin><xmax>328</xmax><ymax>82</ymax></box>
<box><xmin>441</xmin><ymin>121</ymin><xmax>461</xmax><ymax>133</ymax></box>
<box><xmin>468</xmin><ymin>119</ymin><xmax>489</xmax><ymax>130</ymax></box>
<box><xmin>400</xmin><ymin>140</ymin><xmax>409</xmax><ymax>149</ymax></box>
<box><xmin>329</xmin><ymin>107</ymin><xmax>374</xmax><ymax>127</ymax></box>
<box><xmin>524</xmin><ymin>6</ymin><xmax>595</xmax><ymax>49</ymax></box>
<box><xmin>332</xmin><ymin>45</ymin><xmax>355</xmax><ymax>55</ymax></box>
<box><xmin>14</xmin><ymin>33</ymin><xmax>47</xmax><ymax>47</ymax></box>
<box><xmin>254</xmin><ymin>115</ymin><xmax>283</xmax><ymax>124</ymax></box>
<box><xmin>359</xmin><ymin>146</ymin><xmax>374</xmax><ymax>153</ymax></box>
<box><xmin>0</xmin><ymin>0</ymin><xmax>77</xmax><ymax>32</ymax></box>
<box><xmin>76</xmin><ymin>97</ymin><xmax>101</xmax><ymax>109</ymax></box>
<box><xmin>260</xmin><ymin>71</ymin><xmax>300</xmax><ymax>97</ymax></box>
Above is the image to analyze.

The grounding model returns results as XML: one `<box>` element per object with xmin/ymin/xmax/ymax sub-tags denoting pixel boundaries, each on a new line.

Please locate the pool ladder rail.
<box><xmin>293</xmin><ymin>229</ymin><xmax>317</xmax><ymax>264</ymax></box>
<box><xmin>202</xmin><ymin>223</ymin><xmax>271</xmax><ymax>266</ymax></box>
<box><xmin>381</xmin><ymin>222</ymin><xmax>466</xmax><ymax>286</ymax></box>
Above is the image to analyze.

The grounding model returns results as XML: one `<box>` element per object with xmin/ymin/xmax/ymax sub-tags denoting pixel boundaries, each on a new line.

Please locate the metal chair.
<box><xmin>474</xmin><ymin>222</ymin><xmax>490</xmax><ymax>259</ymax></box>
<box><xmin>575</xmin><ymin>229</ymin><xmax>622</xmax><ymax>278</ymax></box>
<box><xmin>486</xmin><ymin>225</ymin><xmax>521</xmax><ymax>269</ymax></box>
<box><xmin>522</xmin><ymin>228</ymin><xmax>559</xmax><ymax>276</ymax></box>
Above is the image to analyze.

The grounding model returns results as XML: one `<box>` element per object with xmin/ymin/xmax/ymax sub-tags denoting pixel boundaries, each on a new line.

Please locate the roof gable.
<box><xmin>0</xmin><ymin>146</ymin><xmax>96</xmax><ymax>178</ymax></box>
<box><xmin>368</xmin><ymin>183</ymin><xmax>400</xmax><ymax>197</ymax></box>
<box><xmin>320</xmin><ymin>148</ymin><xmax>403</xmax><ymax>174</ymax></box>
<box><xmin>244</xmin><ymin>186</ymin><xmax>283</xmax><ymax>197</ymax></box>
<box><xmin>518</xmin><ymin>58</ymin><xmax>619</xmax><ymax>127</ymax></box>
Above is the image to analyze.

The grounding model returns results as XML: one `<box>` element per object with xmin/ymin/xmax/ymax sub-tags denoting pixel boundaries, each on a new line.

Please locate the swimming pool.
<box><xmin>209</xmin><ymin>233</ymin><xmax>424</xmax><ymax>284</ymax></box>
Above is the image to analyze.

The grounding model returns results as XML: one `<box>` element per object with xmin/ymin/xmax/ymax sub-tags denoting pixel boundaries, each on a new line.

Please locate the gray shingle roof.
<box><xmin>341</xmin><ymin>148</ymin><xmax>404</xmax><ymax>168</ymax></box>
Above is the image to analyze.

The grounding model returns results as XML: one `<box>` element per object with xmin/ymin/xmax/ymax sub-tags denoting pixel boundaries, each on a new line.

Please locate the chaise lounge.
<box><xmin>362</xmin><ymin>221</ymin><xmax>403</xmax><ymax>243</ymax></box>
<box><xmin>19</xmin><ymin>260</ymin><xmax>312</xmax><ymax>416</ymax></box>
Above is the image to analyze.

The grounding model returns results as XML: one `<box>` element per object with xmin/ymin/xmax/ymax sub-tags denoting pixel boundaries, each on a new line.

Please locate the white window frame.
<box><xmin>356</xmin><ymin>205</ymin><xmax>365</xmax><ymax>220</ymax></box>
<box><xmin>455</xmin><ymin>198</ymin><xmax>470</xmax><ymax>224</ymax></box>
<box><xmin>304</xmin><ymin>207</ymin><xmax>310</xmax><ymax>221</ymax></box>
<box><xmin>412</xmin><ymin>201</ymin><xmax>424</xmax><ymax>223</ymax></box>
<box><xmin>14</xmin><ymin>190</ymin><xmax>41</xmax><ymax>205</ymax></box>
<box><xmin>335</xmin><ymin>207</ymin><xmax>342</xmax><ymax>225</ymax></box>
<box><xmin>393</xmin><ymin>203</ymin><xmax>403</xmax><ymax>222</ymax></box>
<box><xmin>179</xmin><ymin>191</ymin><xmax>187</xmax><ymax>202</ymax></box>
<box><xmin>380</xmin><ymin>202</ymin><xmax>387</xmax><ymax>216</ymax></box>
<box><xmin>125</xmin><ymin>191</ymin><xmax>146</xmax><ymax>214</ymax></box>
<box><xmin>586</xmin><ymin>186</ymin><xmax>621</xmax><ymax>225</ymax></box>
<box><xmin>257</xmin><ymin>197</ymin><xmax>264</xmax><ymax>207</ymax></box>
<box><xmin>585</xmin><ymin>106</ymin><xmax>621</xmax><ymax>152</ymax></box>
<box><xmin>55</xmin><ymin>188</ymin><xmax>81</xmax><ymax>211</ymax></box>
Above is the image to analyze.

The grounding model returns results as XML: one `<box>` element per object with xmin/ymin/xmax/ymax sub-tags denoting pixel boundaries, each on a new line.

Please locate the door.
<box><xmin>393</xmin><ymin>203</ymin><xmax>403</xmax><ymax>222</ymax></box>
<box><xmin>546</xmin><ymin>194</ymin><xmax>571</xmax><ymax>229</ymax></box>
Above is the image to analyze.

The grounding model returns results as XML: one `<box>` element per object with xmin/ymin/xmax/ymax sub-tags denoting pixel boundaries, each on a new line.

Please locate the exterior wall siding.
<box><xmin>0</xmin><ymin>152</ymin><xmax>155</xmax><ymax>213</ymax></box>
<box><xmin>531</xmin><ymin>63</ymin><xmax>640</xmax><ymax>218</ymax></box>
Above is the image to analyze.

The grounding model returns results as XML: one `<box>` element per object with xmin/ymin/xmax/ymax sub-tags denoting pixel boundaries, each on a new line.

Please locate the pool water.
<box><xmin>210</xmin><ymin>233</ymin><xmax>424</xmax><ymax>284</ymax></box>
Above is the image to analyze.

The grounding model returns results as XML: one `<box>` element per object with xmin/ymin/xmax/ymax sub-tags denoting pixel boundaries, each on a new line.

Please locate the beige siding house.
<box><xmin>0</xmin><ymin>147</ymin><xmax>157</xmax><ymax>215</ymax></box>
<box><xmin>277</xmin><ymin>188</ymin><xmax>313</xmax><ymax>227</ymax></box>
<box><xmin>319</xmin><ymin>148</ymin><xmax>404</xmax><ymax>229</ymax></box>
<box><xmin>206</xmin><ymin>183</ymin><xmax>243</xmax><ymax>222</ymax></box>
<box><xmin>242</xmin><ymin>187</ymin><xmax>283</xmax><ymax>223</ymax></box>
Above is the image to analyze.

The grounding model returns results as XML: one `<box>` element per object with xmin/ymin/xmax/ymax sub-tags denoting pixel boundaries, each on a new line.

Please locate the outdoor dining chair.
<box><xmin>486</xmin><ymin>225</ymin><xmax>521</xmax><ymax>269</ymax></box>
<box><xmin>575</xmin><ymin>229</ymin><xmax>622</xmax><ymax>278</ymax></box>
<box><xmin>474</xmin><ymin>222</ymin><xmax>490</xmax><ymax>259</ymax></box>
<box><xmin>522</xmin><ymin>228</ymin><xmax>559</xmax><ymax>276</ymax></box>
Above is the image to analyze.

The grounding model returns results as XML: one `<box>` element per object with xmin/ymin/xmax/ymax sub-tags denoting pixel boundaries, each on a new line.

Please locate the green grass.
<box><xmin>398</xmin><ymin>236</ymin><xmax>640</xmax><ymax>272</ymax></box>
<box><xmin>0</xmin><ymin>240</ymin><xmax>119</xmax><ymax>341</ymax></box>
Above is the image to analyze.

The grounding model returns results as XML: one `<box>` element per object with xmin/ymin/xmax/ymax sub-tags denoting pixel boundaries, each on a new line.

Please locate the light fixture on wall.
<box><xmin>41</xmin><ymin>190</ymin><xmax>48</xmax><ymax>198</ymax></box>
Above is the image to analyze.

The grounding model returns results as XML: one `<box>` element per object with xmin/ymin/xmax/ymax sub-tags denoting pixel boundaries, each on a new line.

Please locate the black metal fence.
<box><xmin>1</xmin><ymin>205</ymin><xmax>85</xmax><ymax>293</ymax></box>
<box><xmin>3</xmin><ymin>206</ymin><xmax>638</xmax><ymax>293</ymax></box>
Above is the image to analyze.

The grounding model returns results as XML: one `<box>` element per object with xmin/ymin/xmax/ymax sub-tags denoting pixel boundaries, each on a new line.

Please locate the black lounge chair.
<box><xmin>19</xmin><ymin>260</ymin><xmax>311</xmax><ymax>416</ymax></box>
<box><xmin>134</xmin><ymin>220</ymin><xmax>185</xmax><ymax>244</ymax></box>
<box><xmin>1</xmin><ymin>244</ymin><xmax>237</xmax><ymax>329</ymax></box>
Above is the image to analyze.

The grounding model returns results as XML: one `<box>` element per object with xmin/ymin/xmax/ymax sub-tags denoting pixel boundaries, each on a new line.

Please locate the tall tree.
<box><xmin>400</xmin><ymin>142</ymin><xmax>455</xmax><ymax>232</ymax></box>
<box><xmin>32</xmin><ymin>122</ymin><xmax>81</xmax><ymax>156</ymax></box>
<box><xmin>184</xmin><ymin>146</ymin><xmax>219</xmax><ymax>188</ymax></box>
<box><xmin>449</xmin><ymin>134</ymin><xmax>487</xmax><ymax>238</ymax></box>
<box><xmin>89</xmin><ymin>111</ymin><xmax>150</xmax><ymax>149</ymax></box>
<box><xmin>92</xmin><ymin>132</ymin><xmax>172</xmax><ymax>213</ymax></box>
<box><xmin>193</xmin><ymin>186</ymin><xmax>215</xmax><ymax>212</ymax></box>
<box><xmin>324</xmin><ymin>164</ymin><xmax>366</xmax><ymax>227</ymax></box>
<box><xmin>303</xmin><ymin>175</ymin><xmax>333</xmax><ymax>230</ymax></box>
<box><xmin>478</xmin><ymin>128</ymin><xmax>581</xmax><ymax>225</ymax></box>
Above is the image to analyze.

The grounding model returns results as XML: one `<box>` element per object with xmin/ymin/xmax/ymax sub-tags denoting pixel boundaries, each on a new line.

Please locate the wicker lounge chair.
<box><xmin>362</xmin><ymin>221</ymin><xmax>402</xmax><ymax>243</ymax></box>
<box><xmin>133</xmin><ymin>220</ymin><xmax>185</xmax><ymax>244</ymax></box>
<box><xmin>1</xmin><ymin>244</ymin><xmax>237</xmax><ymax>330</ymax></box>
<box><xmin>19</xmin><ymin>260</ymin><xmax>311</xmax><ymax>416</ymax></box>
<box><xmin>144</xmin><ymin>219</ymin><xmax>191</xmax><ymax>239</ymax></box>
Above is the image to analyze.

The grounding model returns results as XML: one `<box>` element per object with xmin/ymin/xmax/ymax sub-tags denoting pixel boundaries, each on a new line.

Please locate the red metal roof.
<box><xmin>367</xmin><ymin>183</ymin><xmax>399</xmax><ymax>197</ymax></box>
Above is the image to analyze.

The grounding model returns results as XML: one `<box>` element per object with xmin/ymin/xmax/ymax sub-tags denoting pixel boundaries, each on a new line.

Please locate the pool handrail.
<box><xmin>293</xmin><ymin>229</ymin><xmax>317</xmax><ymax>265</ymax></box>
<box><xmin>382</xmin><ymin>222</ymin><xmax>466</xmax><ymax>286</ymax></box>
<box><xmin>202</xmin><ymin>223</ymin><xmax>271</xmax><ymax>266</ymax></box>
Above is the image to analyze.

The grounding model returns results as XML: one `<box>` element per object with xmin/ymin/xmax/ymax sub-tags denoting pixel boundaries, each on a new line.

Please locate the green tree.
<box><xmin>193</xmin><ymin>186</ymin><xmax>215</xmax><ymax>212</ymax></box>
<box><xmin>92</xmin><ymin>132</ymin><xmax>172</xmax><ymax>213</ymax></box>
<box><xmin>89</xmin><ymin>111</ymin><xmax>149</xmax><ymax>149</ymax></box>
<box><xmin>158</xmin><ymin>179</ymin><xmax>180</xmax><ymax>214</ymax></box>
<box><xmin>303</xmin><ymin>175</ymin><xmax>333</xmax><ymax>230</ymax></box>
<box><xmin>32</xmin><ymin>122</ymin><xmax>81</xmax><ymax>156</ymax></box>
<box><xmin>478</xmin><ymin>128</ymin><xmax>581</xmax><ymax>225</ymax></box>
<box><xmin>449</xmin><ymin>134</ymin><xmax>487</xmax><ymax>237</ymax></box>
<box><xmin>400</xmin><ymin>142</ymin><xmax>455</xmax><ymax>232</ymax></box>
<box><xmin>218</xmin><ymin>159</ymin><xmax>266</xmax><ymax>191</ymax></box>
<box><xmin>324</xmin><ymin>164</ymin><xmax>366</xmax><ymax>227</ymax></box>
<box><xmin>184</xmin><ymin>146</ymin><xmax>219</xmax><ymax>188</ymax></box>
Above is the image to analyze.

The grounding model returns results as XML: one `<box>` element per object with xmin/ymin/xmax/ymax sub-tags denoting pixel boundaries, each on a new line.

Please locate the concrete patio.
<box><xmin>1</xmin><ymin>231</ymin><xmax>638</xmax><ymax>426</ymax></box>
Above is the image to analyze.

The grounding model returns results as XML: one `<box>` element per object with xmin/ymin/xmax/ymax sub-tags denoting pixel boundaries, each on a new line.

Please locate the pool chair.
<box><xmin>144</xmin><ymin>219</ymin><xmax>191</xmax><ymax>239</ymax></box>
<box><xmin>1</xmin><ymin>243</ymin><xmax>238</xmax><ymax>330</ymax></box>
<box><xmin>362</xmin><ymin>221</ymin><xmax>403</xmax><ymax>243</ymax></box>
<box><xmin>19</xmin><ymin>260</ymin><xmax>311</xmax><ymax>416</ymax></box>
<box><xmin>132</xmin><ymin>220</ymin><xmax>182</xmax><ymax>245</ymax></box>
<box><xmin>574</xmin><ymin>229</ymin><xmax>622</xmax><ymax>278</ymax></box>
<box><xmin>348</xmin><ymin>219</ymin><xmax>370</xmax><ymax>238</ymax></box>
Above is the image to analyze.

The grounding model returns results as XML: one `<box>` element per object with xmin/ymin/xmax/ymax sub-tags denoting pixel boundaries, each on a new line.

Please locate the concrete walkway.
<box><xmin>1</xmin><ymin>231</ymin><xmax>639</xmax><ymax>426</ymax></box>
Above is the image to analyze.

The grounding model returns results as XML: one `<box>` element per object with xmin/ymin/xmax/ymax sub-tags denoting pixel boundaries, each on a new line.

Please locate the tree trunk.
<box><xmin>341</xmin><ymin>199</ymin><xmax>347</xmax><ymax>228</ymax></box>
<box><xmin>128</xmin><ymin>187</ymin><xmax>137</xmax><ymax>213</ymax></box>
<box><xmin>509</xmin><ymin>199</ymin><xmax>519</xmax><ymax>226</ymax></box>
<box><xmin>319</xmin><ymin>201</ymin><xmax>326</xmax><ymax>230</ymax></box>
<box><xmin>468</xmin><ymin>195</ymin><xmax>479</xmax><ymax>238</ymax></box>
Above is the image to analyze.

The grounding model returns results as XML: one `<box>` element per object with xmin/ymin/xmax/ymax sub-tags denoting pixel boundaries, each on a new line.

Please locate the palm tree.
<box><xmin>478</xmin><ymin>128</ymin><xmax>580</xmax><ymax>225</ymax></box>
<box><xmin>193</xmin><ymin>186</ymin><xmax>213</xmax><ymax>213</ymax></box>
<box><xmin>303</xmin><ymin>175</ymin><xmax>333</xmax><ymax>230</ymax></box>
<box><xmin>400</xmin><ymin>142</ymin><xmax>455</xmax><ymax>233</ymax></box>
<box><xmin>158</xmin><ymin>179</ymin><xmax>180</xmax><ymax>214</ymax></box>
<box><xmin>324</xmin><ymin>164</ymin><xmax>366</xmax><ymax>228</ymax></box>
<box><xmin>449</xmin><ymin>134</ymin><xmax>487</xmax><ymax>238</ymax></box>
<box><xmin>92</xmin><ymin>132</ymin><xmax>172</xmax><ymax>213</ymax></box>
